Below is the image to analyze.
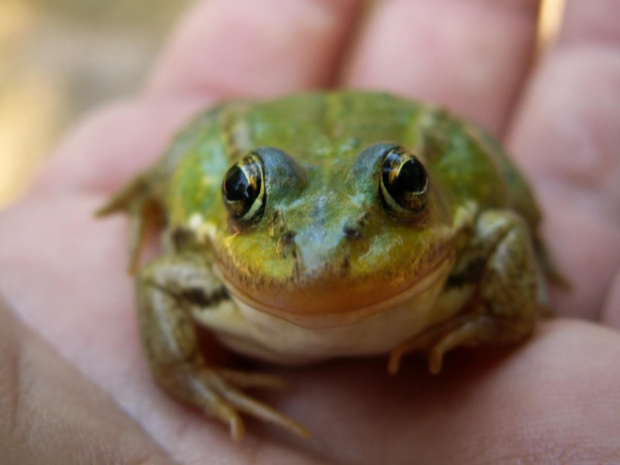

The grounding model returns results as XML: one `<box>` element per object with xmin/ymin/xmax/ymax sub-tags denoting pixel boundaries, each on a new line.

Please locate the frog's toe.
<box><xmin>388</xmin><ymin>335</ymin><xmax>450</xmax><ymax>375</ymax></box>
<box><xmin>389</xmin><ymin>313</ymin><xmax>535</xmax><ymax>375</ymax></box>
<box><xmin>426</xmin><ymin>341</ymin><xmax>450</xmax><ymax>375</ymax></box>
<box><xmin>426</xmin><ymin>319</ymin><xmax>485</xmax><ymax>374</ymax></box>
<box><xmin>199</xmin><ymin>393</ymin><xmax>246</xmax><ymax>441</ymax></box>
<box><xmin>388</xmin><ymin>342</ymin><xmax>421</xmax><ymax>375</ymax></box>
<box><xmin>199</xmin><ymin>370</ymin><xmax>309</xmax><ymax>440</ymax></box>
<box><xmin>426</xmin><ymin>315</ymin><xmax>535</xmax><ymax>374</ymax></box>
<box><xmin>214</xmin><ymin>368</ymin><xmax>289</xmax><ymax>390</ymax></box>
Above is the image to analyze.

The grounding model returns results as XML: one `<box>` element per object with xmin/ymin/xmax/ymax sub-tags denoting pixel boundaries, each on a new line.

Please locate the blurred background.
<box><xmin>0</xmin><ymin>0</ymin><xmax>562</xmax><ymax>210</ymax></box>
<box><xmin>0</xmin><ymin>0</ymin><xmax>193</xmax><ymax>208</ymax></box>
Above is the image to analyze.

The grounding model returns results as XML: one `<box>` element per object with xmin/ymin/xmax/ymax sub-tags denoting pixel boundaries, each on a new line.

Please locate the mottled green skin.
<box><xmin>163</xmin><ymin>91</ymin><xmax>538</xmax><ymax>231</ymax></box>
<box><xmin>102</xmin><ymin>91</ymin><xmax>550</xmax><ymax>439</ymax></box>
<box><xmin>146</xmin><ymin>91</ymin><xmax>541</xmax><ymax>319</ymax></box>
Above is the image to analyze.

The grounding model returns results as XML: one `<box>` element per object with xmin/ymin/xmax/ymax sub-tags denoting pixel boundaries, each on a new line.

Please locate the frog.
<box><xmin>98</xmin><ymin>90</ymin><xmax>556</xmax><ymax>440</ymax></box>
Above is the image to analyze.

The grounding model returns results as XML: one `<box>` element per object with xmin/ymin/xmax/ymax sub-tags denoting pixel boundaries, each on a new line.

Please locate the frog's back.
<box><xmin>162</xmin><ymin>91</ymin><xmax>540</xmax><ymax>228</ymax></box>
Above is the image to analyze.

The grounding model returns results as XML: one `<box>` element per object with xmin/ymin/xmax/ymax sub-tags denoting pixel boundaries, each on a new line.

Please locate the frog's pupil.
<box><xmin>382</xmin><ymin>157</ymin><xmax>426</xmax><ymax>198</ymax></box>
<box><xmin>222</xmin><ymin>158</ymin><xmax>264</xmax><ymax>222</ymax></box>
<box><xmin>380</xmin><ymin>148</ymin><xmax>429</xmax><ymax>215</ymax></box>
<box><xmin>224</xmin><ymin>166</ymin><xmax>252</xmax><ymax>201</ymax></box>
<box><xmin>396</xmin><ymin>159</ymin><xmax>426</xmax><ymax>194</ymax></box>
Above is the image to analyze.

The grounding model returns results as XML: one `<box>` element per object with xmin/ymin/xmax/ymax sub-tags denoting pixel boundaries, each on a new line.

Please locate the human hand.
<box><xmin>1</xmin><ymin>1</ymin><xmax>619</xmax><ymax>463</ymax></box>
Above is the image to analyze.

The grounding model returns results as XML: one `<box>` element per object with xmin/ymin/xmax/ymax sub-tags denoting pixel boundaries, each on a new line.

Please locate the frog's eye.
<box><xmin>222</xmin><ymin>153</ymin><xmax>265</xmax><ymax>223</ymax></box>
<box><xmin>380</xmin><ymin>146</ymin><xmax>429</xmax><ymax>215</ymax></box>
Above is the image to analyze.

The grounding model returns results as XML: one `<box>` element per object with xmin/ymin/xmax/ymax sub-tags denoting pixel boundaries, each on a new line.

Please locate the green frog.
<box><xmin>99</xmin><ymin>91</ymin><xmax>553</xmax><ymax>440</ymax></box>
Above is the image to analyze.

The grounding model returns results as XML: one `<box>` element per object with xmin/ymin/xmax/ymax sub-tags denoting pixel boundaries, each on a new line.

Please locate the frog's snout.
<box><xmin>275</xmin><ymin>219</ymin><xmax>366</xmax><ymax>277</ymax></box>
<box><xmin>277</xmin><ymin>222</ymin><xmax>362</xmax><ymax>253</ymax></box>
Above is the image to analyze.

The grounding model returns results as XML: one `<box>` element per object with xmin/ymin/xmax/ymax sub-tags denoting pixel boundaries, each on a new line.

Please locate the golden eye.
<box><xmin>222</xmin><ymin>153</ymin><xmax>265</xmax><ymax>223</ymax></box>
<box><xmin>380</xmin><ymin>146</ymin><xmax>429</xmax><ymax>215</ymax></box>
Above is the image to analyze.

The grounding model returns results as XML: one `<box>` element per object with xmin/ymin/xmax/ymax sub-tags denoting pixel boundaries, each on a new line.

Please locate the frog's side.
<box><xmin>100</xmin><ymin>91</ymin><xmax>550</xmax><ymax>440</ymax></box>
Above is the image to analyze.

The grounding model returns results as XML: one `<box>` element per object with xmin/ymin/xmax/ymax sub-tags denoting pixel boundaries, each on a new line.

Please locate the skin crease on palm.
<box><xmin>0</xmin><ymin>0</ymin><xmax>619</xmax><ymax>463</ymax></box>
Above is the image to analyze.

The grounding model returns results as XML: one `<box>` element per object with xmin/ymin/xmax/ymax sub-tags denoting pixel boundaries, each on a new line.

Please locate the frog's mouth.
<box><xmin>218</xmin><ymin>249</ymin><xmax>454</xmax><ymax>330</ymax></box>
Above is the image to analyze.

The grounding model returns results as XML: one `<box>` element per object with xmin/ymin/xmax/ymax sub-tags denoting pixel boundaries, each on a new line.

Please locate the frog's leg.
<box><xmin>389</xmin><ymin>210</ymin><xmax>542</xmax><ymax>375</ymax></box>
<box><xmin>137</xmin><ymin>253</ymin><xmax>309</xmax><ymax>440</ymax></box>
<box><xmin>96</xmin><ymin>173</ymin><xmax>162</xmax><ymax>273</ymax></box>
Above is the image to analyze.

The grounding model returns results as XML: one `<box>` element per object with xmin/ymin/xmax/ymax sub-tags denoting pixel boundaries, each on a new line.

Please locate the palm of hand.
<box><xmin>1</xmin><ymin>1</ymin><xmax>619</xmax><ymax>464</ymax></box>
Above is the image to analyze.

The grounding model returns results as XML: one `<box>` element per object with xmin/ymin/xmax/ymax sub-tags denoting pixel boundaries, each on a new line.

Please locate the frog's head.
<box><xmin>214</xmin><ymin>143</ymin><xmax>456</xmax><ymax>329</ymax></box>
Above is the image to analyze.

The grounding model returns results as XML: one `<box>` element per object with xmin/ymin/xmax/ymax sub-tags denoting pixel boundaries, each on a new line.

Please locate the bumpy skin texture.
<box><xmin>134</xmin><ymin>253</ymin><xmax>309</xmax><ymax>439</ymax></box>
<box><xmin>100</xmin><ymin>91</ymin><xmax>550</xmax><ymax>438</ymax></box>
<box><xmin>1</xmin><ymin>1</ymin><xmax>619</xmax><ymax>464</ymax></box>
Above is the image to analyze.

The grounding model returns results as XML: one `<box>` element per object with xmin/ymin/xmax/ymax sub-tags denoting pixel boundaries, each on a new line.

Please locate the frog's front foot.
<box><xmin>389</xmin><ymin>210</ymin><xmax>541</xmax><ymax>375</ymax></box>
<box><xmin>137</xmin><ymin>254</ymin><xmax>308</xmax><ymax>440</ymax></box>
<box><xmin>156</xmin><ymin>363</ymin><xmax>307</xmax><ymax>440</ymax></box>
<box><xmin>388</xmin><ymin>314</ymin><xmax>534</xmax><ymax>374</ymax></box>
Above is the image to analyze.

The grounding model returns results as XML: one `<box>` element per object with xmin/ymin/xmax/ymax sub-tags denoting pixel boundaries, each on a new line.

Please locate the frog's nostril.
<box><xmin>281</xmin><ymin>231</ymin><xmax>296</xmax><ymax>245</ymax></box>
<box><xmin>277</xmin><ymin>230</ymin><xmax>297</xmax><ymax>259</ymax></box>
<box><xmin>343</xmin><ymin>226</ymin><xmax>362</xmax><ymax>241</ymax></box>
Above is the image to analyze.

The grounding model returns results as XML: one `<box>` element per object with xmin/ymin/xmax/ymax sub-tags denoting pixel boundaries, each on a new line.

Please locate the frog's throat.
<box><xmin>218</xmin><ymin>256</ymin><xmax>454</xmax><ymax>330</ymax></box>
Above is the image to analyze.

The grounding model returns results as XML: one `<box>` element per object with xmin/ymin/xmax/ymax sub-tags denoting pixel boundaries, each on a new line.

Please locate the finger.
<box><xmin>33</xmin><ymin>97</ymin><xmax>208</xmax><ymax>195</ymax></box>
<box><xmin>602</xmin><ymin>271</ymin><xmax>620</xmax><ymax>329</ymax></box>
<box><xmin>506</xmin><ymin>0</ymin><xmax>620</xmax><ymax>320</ymax></box>
<box><xmin>0</xmin><ymin>297</ymin><xmax>176</xmax><ymax>465</ymax></box>
<box><xmin>147</xmin><ymin>0</ymin><xmax>361</xmax><ymax>98</ymax></box>
<box><xmin>275</xmin><ymin>320</ymin><xmax>620</xmax><ymax>463</ymax></box>
<box><xmin>343</xmin><ymin>0</ymin><xmax>539</xmax><ymax>135</ymax></box>
<box><xmin>34</xmin><ymin>0</ymin><xmax>361</xmax><ymax>196</ymax></box>
<box><xmin>0</xmin><ymin>197</ymin><xmax>325</xmax><ymax>463</ymax></box>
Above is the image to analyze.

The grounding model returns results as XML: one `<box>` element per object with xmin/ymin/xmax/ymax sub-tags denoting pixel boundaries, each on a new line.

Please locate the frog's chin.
<box><xmin>219</xmin><ymin>254</ymin><xmax>454</xmax><ymax>330</ymax></box>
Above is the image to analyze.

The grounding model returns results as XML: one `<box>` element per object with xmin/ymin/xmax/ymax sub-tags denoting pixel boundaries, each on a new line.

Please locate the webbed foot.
<box><xmin>159</xmin><ymin>365</ymin><xmax>308</xmax><ymax>440</ymax></box>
